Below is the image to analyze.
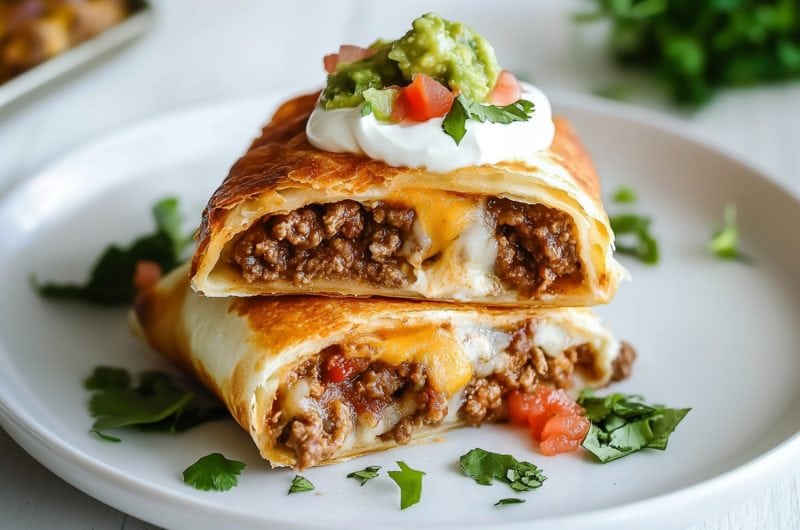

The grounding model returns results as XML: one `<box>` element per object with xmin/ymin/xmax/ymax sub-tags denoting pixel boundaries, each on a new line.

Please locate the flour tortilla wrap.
<box><xmin>134</xmin><ymin>266</ymin><xmax>630</xmax><ymax>469</ymax></box>
<box><xmin>190</xmin><ymin>92</ymin><xmax>626</xmax><ymax>306</ymax></box>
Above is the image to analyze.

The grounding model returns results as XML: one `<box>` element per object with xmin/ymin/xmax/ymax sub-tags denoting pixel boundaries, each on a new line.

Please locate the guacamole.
<box><xmin>322</xmin><ymin>13</ymin><xmax>501</xmax><ymax>109</ymax></box>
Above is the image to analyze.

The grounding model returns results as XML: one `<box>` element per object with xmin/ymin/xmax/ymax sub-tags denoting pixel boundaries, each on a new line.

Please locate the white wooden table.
<box><xmin>1</xmin><ymin>1</ymin><xmax>798</xmax><ymax>528</ymax></box>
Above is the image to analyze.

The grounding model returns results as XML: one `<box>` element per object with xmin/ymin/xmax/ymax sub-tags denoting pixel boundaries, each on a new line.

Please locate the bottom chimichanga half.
<box><xmin>132</xmin><ymin>266</ymin><xmax>634</xmax><ymax>469</ymax></box>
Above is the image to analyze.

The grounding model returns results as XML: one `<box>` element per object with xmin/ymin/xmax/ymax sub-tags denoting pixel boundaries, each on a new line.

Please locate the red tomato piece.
<box><xmin>323</xmin><ymin>53</ymin><xmax>338</xmax><ymax>74</ymax></box>
<box><xmin>488</xmin><ymin>70</ymin><xmax>522</xmax><ymax>106</ymax></box>
<box><xmin>391</xmin><ymin>89</ymin><xmax>411</xmax><ymax>122</ymax></box>
<box><xmin>507</xmin><ymin>390</ymin><xmax>542</xmax><ymax>425</ymax></box>
<box><xmin>337</xmin><ymin>44</ymin><xmax>372</xmax><ymax>64</ymax></box>
<box><xmin>541</xmin><ymin>413</ymin><xmax>590</xmax><ymax>441</ymax></box>
<box><xmin>323</xmin><ymin>45</ymin><xmax>374</xmax><ymax>74</ymax></box>
<box><xmin>539</xmin><ymin>434</ymin><xmax>583</xmax><ymax>456</ymax></box>
<box><xmin>133</xmin><ymin>260</ymin><xmax>162</xmax><ymax>292</ymax></box>
<box><xmin>323</xmin><ymin>355</ymin><xmax>363</xmax><ymax>383</ymax></box>
<box><xmin>401</xmin><ymin>74</ymin><xmax>454</xmax><ymax>121</ymax></box>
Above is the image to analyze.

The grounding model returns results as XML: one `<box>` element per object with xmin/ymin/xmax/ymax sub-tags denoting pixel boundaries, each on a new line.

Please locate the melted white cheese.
<box><xmin>306</xmin><ymin>84</ymin><xmax>555</xmax><ymax>172</ymax></box>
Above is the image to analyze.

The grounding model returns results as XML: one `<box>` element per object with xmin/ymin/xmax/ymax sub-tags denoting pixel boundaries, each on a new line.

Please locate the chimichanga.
<box><xmin>133</xmin><ymin>266</ymin><xmax>634</xmax><ymax>469</ymax></box>
<box><xmin>190</xmin><ymin>92</ymin><xmax>626</xmax><ymax>306</ymax></box>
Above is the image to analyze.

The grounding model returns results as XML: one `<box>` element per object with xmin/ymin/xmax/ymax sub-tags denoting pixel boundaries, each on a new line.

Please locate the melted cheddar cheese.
<box><xmin>390</xmin><ymin>189</ymin><xmax>480</xmax><ymax>261</ymax></box>
<box><xmin>347</xmin><ymin>324</ymin><xmax>473</xmax><ymax>396</ymax></box>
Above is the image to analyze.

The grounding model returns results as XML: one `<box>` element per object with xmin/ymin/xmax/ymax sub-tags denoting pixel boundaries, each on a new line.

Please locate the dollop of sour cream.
<box><xmin>306</xmin><ymin>83</ymin><xmax>555</xmax><ymax>173</ymax></box>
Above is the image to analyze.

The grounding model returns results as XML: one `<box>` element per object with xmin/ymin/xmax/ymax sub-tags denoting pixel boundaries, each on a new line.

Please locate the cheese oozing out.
<box><xmin>276</xmin><ymin>312</ymin><xmax>619</xmax><ymax>456</ymax></box>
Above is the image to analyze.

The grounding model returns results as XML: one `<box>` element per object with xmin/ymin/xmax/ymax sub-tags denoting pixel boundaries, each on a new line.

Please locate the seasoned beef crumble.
<box><xmin>231</xmin><ymin>196</ymin><xmax>585</xmax><ymax>296</ymax></box>
<box><xmin>232</xmin><ymin>200</ymin><xmax>416</xmax><ymax>288</ymax></box>
<box><xmin>487</xmin><ymin>197</ymin><xmax>583</xmax><ymax>295</ymax></box>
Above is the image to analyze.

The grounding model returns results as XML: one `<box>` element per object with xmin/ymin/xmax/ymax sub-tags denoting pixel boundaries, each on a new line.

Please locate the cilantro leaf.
<box><xmin>611</xmin><ymin>185</ymin><xmax>637</xmax><ymax>203</ymax></box>
<box><xmin>576</xmin><ymin>1</ymin><xmax>800</xmax><ymax>106</ymax></box>
<box><xmin>709</xmin><ymin>203</ymin><xmax>752</xmax><ymax>262</ymax></box>
<box><xmin>288</xmin><ymin>475</ymin><xmax>315</xmax><ymax>494</ymax></box>
<box><xmin>84</xmin><ymin>366</ymin><xmax>131</xmax><ymax>391</ymax></box>
<box><xmin>183</xmin><ymin>453</ymin><xmax>246</xmax><ymax>492</ymax></box>
<box><xmin>578</xmin><ymin>390</ymin><xmax>690</xmax><ymax>463</ymax></box>
<box><xmin>33</xmin><ymin>197</ymin><xmax>192</xmax><ymax>305</ymax></box>
<box><xmin>442</xmin><ymin>95</ymin><xmax>535</xmax><ymax>145</ymax></box>
<box><xmin>387</xmin><ymin>461</ymin><xmax>425</xmax><ymax>509</ymax></box>
<box><xmin>85</xmin><ymin>366</ymin><xmax>226</xmax><ymax>441</ymax></box>
<box><xmin>459</xmin><ymin>448</ymin><xmax>546</xmax><ymax>492</ymax></box>
<box><xmin>610</xmin><ymin>213</ymin><xmax>659</xmax><ymax>265</ymax></box>
<box><xmin>495</xmin><ymin>498</ymin><xmax>525</xmax><ymax>507</ymax></box>
<box><xmin>347</xmin><ymin>465</ymin><xmax>381</xmax><ymax>486</ymax></box>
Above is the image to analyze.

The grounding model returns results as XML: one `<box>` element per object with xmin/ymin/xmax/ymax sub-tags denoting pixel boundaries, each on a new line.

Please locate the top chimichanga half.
<box><xmin>190</xmin><ymin>14</ymin><xmax>626</xmax><ymax>306</ymax></box>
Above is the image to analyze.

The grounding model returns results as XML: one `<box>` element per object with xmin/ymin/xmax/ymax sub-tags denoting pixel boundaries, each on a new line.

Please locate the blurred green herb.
<box><xmin>576</xmin><ymin>0</ymin><xmax>800</xmax><ymax>106</ymax></box>
<box><xmin>85</xmin><ymin>366</ymin><xmax>226</xmax><ymax>442</ymax></box>
<box><xmin>610</xmin><ymin>213</ymin><xmax>660</xmax><ymax>264</ymax></box>
<box><xmin>612</xmin><ymin>185</ymin><xmax>638</xmax><ymax>203</ymax></box>
<box><xmin>32</xmin><ymin>198</ymin><xmax>192</xmax><ymax>305</ymax></box>
<box><xmin>709</xmin><ymin>203</ymin><xmax>752</xmax><ymax>262</ymax></box>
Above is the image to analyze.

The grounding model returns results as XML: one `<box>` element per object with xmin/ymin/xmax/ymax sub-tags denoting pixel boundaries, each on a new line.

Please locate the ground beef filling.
<box><xmin>273</xmin><ymin>347</ymin><xmax>447</xmax><ymax>469</ymax></box>
<box><xmin>459</xmin><ymin>321</ymin><xmax>636</xmax><ymax>426</ymax></box>
<box><xmin>231</xmin><ymin>200</ymin><xmax>416</xmax><ymax>288</ymax></box>
<box><xmin>487</xmin><ymin>198</ymin><xmax>583</xmax><ymax>296</ymax></box>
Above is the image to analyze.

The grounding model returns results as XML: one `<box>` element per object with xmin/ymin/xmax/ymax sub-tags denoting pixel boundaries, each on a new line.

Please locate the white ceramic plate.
<box><xmin>1</xmin><ymin>92</ymin><xmax>799</xmax><ymax>530</ymax></box>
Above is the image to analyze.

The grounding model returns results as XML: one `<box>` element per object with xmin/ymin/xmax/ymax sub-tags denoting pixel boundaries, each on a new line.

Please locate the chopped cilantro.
<box><xmin>709</xmin><ymin>203</ymin><xmax>751</xmax><ymax>262</ymax></box>
<box><xmin>32</xmin><ymin>198</ymin><xmax>193</xmax><ymax>305</ymax></box>
<box><xmin>387</xmin><ymin>461</ymin><xmax>425</xmax><ymax>509</ymax></box>
<box><xmin>495</xmin><ymin>497</ymin><xmax>525</xmax><ymax>507</ymax></box>
<box><xmin>611</xmin><ymin>185</ymin><xmax>637</xmax><ymax>203</ymax></box>
<box><xmin>578</xmin><ymin>390</ymin><xmax>690</xmax><ymax>463</ymax></box>
<box><xmin>182</xmin><ymin>453</ymin><xmax>246</xmax><ymax>492</ymax></box>
<box><xmin>347</xmin><ymin>465</ymin><xmax>381</xmax><ymax>486</ymax></box>
<box><xmin>85</xmin><ymin>366</ymin><xmax>226</xmax><ymax>441</ymax></box>
<box><xmin>576</xmin><ymin>1</ymin><xmax>800</xmax><ymax>106</ymax></box>
<box><xmin>288</xmin><ymin>475</ymin><xmax>315</xmax><ymax>494</ymax></box>
<box><xmin>459</xmin><ymin>448</ymin><xmax>546</xmax><ymax>492</ymax></box>
<box><xmin>442</xmin><ymin>95</ymin><xmax>535</xmax><ymax>144</ymax></box>
<box><xmin>610</xmin><ymin>213</ymin><xmax>659</xmax><ymax>265</ymax></box>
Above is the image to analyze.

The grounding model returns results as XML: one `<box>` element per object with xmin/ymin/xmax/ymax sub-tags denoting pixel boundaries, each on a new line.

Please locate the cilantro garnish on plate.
<box><xmin>388</xmin><ymin>461</ymin><xmax>425</xmax><ymax>509</ymax></box>
<box><xmin>578</xmin><ymin>390</ymin><xmax>690</xmax><ymax>464</ymax></box>
<box><xmin>288</xmin><ymin>475</ymin><xmax>315</xmax><ymax>494</ymax></box>
<box><xmin>32</xmin><ymin>197</ymin><xmax>193</xmax><ymax>305</ymax></box>
<box><xmin>459</xmin><ymin>448</ymin><xmax>546</xmax><ymax>492</ymax></box>
<box><xmin>183</xmin><ymin>453</ymin><xmax>246</xmax><ymax>492</ymax></box>
<box><xmin>347</xmin><ymin>465</ymin><xmax>381</xmax><ymax>486</ymax></box>
<box><xmin>85</xmin><ymin>366</ymin><xmax>226</xmax><ymax>442</ymax></box>
<box><xmin>610</xmin><ymin>213</ymin><xmax>659</xmax><ymax>265</ymax></box>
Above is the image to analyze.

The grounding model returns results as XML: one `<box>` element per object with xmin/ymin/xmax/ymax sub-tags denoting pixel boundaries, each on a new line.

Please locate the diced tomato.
<box><xmin>323</xmin><ymin>355</ymin><xmax>363</xmax><ymax>383</ymax></box>
<box><xmin>540</xmin><ymin>434</ymin><xmax>583</xmax><ymax>456</ymax></box>
<box><xmin>508</xmin><ymin>386</ymin><xmax>588</xmax><ymax>456</ymax></box>
<box><xmin>401</xmin><ymin>74</ymin><xmax>454</xmax><ymax>122</ymax></box>
<box><xmin>507</xmin><ymin>390</ymin><xmax>541</xmax><ymax>425</ymax></box>
<box><xmin>541</xmin><ymin>413</ymin><xmax>590</xmax><ymax>441</ymax></box>
<box><xmin>323</xmin><ymin>45</ymin><xmax>375</xmax><ymax>74</ymax></box>
<box><xmin>133</xmin><ymin>260</ymin><xmax>161</xmax><ymax>292</ymax></box>
<box><xmin>391</xmin><ymin>89</ymin><xmax>411</xmax><ymax>122</ymax></box>
<box><xmin>323</xmin><ymin>54</ymin><xmax>338</xmax><ymax>74</ymax></box>
<box><xmin>488</xmin><ymin>70</ymin><xmax>522</xmax><ymax>106</ymax></box>
<box><xmin>337</xmin><ymin>45</ymin><xmax>372</xmax><ymax>64</ymax></box>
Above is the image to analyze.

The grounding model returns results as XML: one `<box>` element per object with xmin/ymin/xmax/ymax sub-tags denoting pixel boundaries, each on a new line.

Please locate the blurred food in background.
<box><xmin>578</xmin><ymin>0</ymin><xmax>800</xmax><ymax>106</ymax></box>
<box><xmin>0</xmin><ymin>0</ymin><xmax>133</xmax><ymax>84</ymax></box>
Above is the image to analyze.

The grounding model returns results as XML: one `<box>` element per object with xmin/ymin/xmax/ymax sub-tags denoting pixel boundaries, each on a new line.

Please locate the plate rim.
<box><xmin>1</xmin><ymin>89</ymin><xmax>799</xmax><ymax>529</ymax></box>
